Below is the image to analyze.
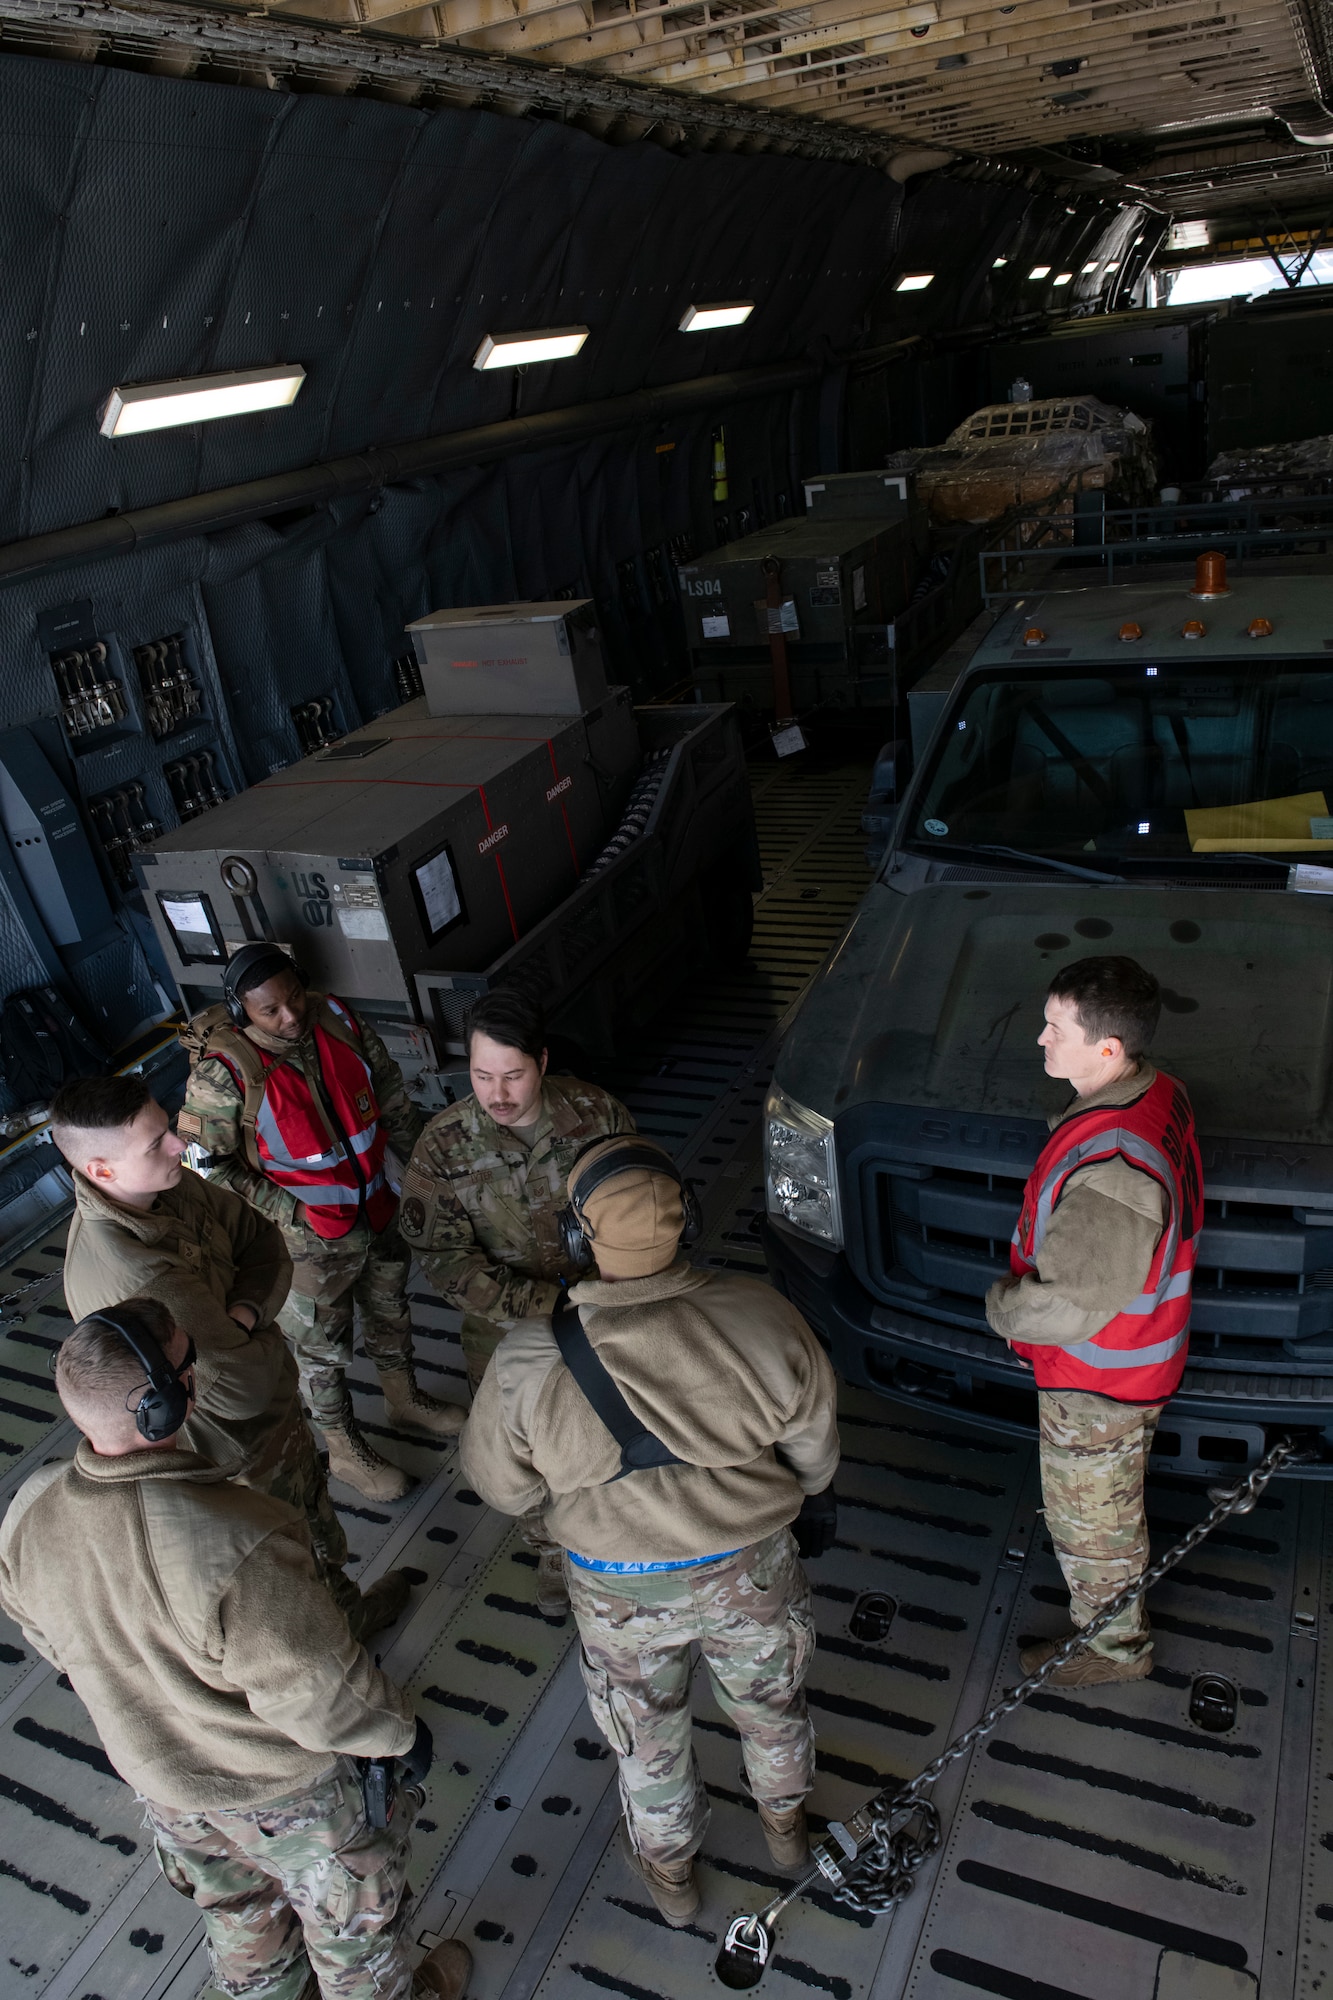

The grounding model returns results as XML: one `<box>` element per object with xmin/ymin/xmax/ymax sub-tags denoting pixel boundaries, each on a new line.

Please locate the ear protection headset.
<box><xmin>557</xmin><ymin>1138</ymin><xmax>703</xmax><ymax>1272</ymax></box>
<box><xmin>222</xmin><ymin>942</ymin><xmax>308</xmax><ymax>1028</ymax></box>
<box><xmin>88</xmin><ymin>1309</ymin><xmax>196</xmax><ymax>1443</ymax></box>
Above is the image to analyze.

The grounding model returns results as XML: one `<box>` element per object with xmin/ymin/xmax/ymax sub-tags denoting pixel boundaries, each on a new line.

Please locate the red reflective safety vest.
<box><xmin>215</xmin><ymin>996</ymin><xmax>396</xmax><ymax>1240</ymax></box>
<box><xmin>1008</xmin><ymin>1069</ymin><xmax>1203</xmax><ymax>1403</ymax></box>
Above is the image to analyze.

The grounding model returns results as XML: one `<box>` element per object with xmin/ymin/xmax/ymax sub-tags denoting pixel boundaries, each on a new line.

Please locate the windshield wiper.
<box><xmin>962</xmin><ymin>843</ymin><xmax>1127</xmax><ymax>884</ymax></box>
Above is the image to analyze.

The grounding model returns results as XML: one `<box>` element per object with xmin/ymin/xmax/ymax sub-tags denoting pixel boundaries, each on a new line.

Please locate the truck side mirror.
<box><xmin>862</xmin><ymin>738</ymin><xmax>907</xmax><ymax>869</ymax></box>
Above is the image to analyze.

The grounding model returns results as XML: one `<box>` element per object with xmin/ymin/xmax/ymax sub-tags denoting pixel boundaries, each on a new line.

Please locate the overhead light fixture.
<box><xmin>1052</xmin><ymin>272</ymin><xmax>1073</xmax><ymax>286</ymax></box>
<box><xmin>679</xmin><ymin>301</ymin><xmax>754</xmax><ymax>331</ymax></box>
<box><xmin>1082</xmin><ymin>261</ymin><xmax>1100</xmax><ymax>274</ymax></box>
<box><xmin>98</xmin><ymin>363</ymin><xmax>305</xmax><ymax>438</ymax></box>
<box><xmin>895</xmin><ymin>273</ymin><xmax>934</xmax><ymax>292</ymax></box>
<box><xmin>992</xmin><ymin>256</ymin><xmax>1009</xmax><ymax>267</ymax></box>
<box><xmin>1167</xmin><ymin>220</ymin><xmax>1209</xmax><ymax>251</ymax></box>
<box><xmin>1028</xmin><ymin>265</ymin><xmax>1052</xmax><ymax>280</ymax></box>
<box><xmin>1104</xmin><ymin>260</ymin><xmax>1120</xmax><ymax>271</ymax></box>
<box><xmin>473</xmin><ymin>326</ymin><xmax>589</xmax><ymax>370</ymax></box>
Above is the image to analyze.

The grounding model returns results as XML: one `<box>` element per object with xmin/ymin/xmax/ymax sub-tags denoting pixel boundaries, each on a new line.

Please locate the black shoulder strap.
<box><xmin>552</xmin><ymin>1294</ymin><xmax>684</xmax><ymax>1482</ymax></box>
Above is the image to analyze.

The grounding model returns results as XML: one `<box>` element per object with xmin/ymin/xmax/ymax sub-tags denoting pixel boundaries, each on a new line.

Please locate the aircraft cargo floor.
<box><xmin>0</xmin><ymin>755</ymin><xmax>1325</xmax><ymax>2000</ymax></box>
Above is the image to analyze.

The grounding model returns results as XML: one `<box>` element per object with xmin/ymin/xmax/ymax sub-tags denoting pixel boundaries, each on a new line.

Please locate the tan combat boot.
<box><xmin>380</xmin><ymin>1365</ymin><xmax>468</xmax><ymax>1440</ymax></box>
<box><xmin>757</xmin><ymin>1800</ymin><xmax>809</xmax><ymax>1868</ymax></box>
<box><xmin>618</xmin><ymin>1823</ymin><xmax>701</xmax><ymax>1927</ymax></box>
<box><xmin>414</xmin><ymin>1938</ymin><xmax>473</xmax><ymax>1999</ymax></box>
<box><xmin>1019</xmin><ymin>1633</ymin><xmax>1153</xmax><ymax>1686</ymax></box>
<box><xmin>351</xmin><ymin>1569</ymin><xmax>414</xmax><ymax>1641</ymax></box>
<box><xmin>536</xmin><ymin>1546</ymin><xmax>570</xmax><ymax>1622</ymax></box>
<box><xmin>323</xmin><ymin>1416</ymin><xmax>415</xmax><ymax>1503</ymax></box>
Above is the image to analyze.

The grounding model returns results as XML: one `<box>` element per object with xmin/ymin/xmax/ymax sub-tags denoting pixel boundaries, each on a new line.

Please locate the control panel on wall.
<box><xmin>88</xmin><ymin>780</ymin><xmax>164</xmax><ymax>890</ymax></box>
<box><xmin>135</xmin><ymin>633</ymin><xmax>204</xmax><ymax>739</ymax></box>
<box><xmin>291</xmin><ymin>695</ymin><xmax>341</xmax><ymax>755</ymax></box>
<box><xmin>49</xmin><ymin>638</ymin><xmax>128</xmax><ymax>742</ymax></box>
<box><xmin>165</xmin><ymin>750</ymin><xmax>228</xmax><ymax>821</ymax></box>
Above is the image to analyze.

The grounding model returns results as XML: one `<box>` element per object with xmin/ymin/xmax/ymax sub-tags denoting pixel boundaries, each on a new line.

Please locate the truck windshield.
<box><xmin>909</xmin><ymin>659</ymin><xmax>1333</xmax><ymax>863</ymax></box>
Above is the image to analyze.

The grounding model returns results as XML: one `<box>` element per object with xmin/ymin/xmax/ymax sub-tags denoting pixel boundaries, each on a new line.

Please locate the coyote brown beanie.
<box><xmin>568</xmin><ymin>1139</ymin><xmax>686</xmax><ymax>1279</ymax></box>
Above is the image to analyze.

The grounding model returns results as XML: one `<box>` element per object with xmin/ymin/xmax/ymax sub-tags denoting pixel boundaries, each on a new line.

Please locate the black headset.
<box><xmin>222</xmin><ymin>942</ymin><xmax>307</xmax><ymax>1028</ymax></box>
<box><xmin>89</xmin><ymin>1308</ymin><xmax>197</xmax><ymax>1443</ymax></box>
<box><xmin>557</xmin><ymin>1138</ymin><xmax>703</xmax><ymax>1272</ymax></box>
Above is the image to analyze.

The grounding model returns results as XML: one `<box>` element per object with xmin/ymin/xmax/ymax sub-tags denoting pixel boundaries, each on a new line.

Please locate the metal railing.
<box><xmin>980</xmin><ymin>491</ymin><xmax>1333</xmax><ymax>603</ymax></box>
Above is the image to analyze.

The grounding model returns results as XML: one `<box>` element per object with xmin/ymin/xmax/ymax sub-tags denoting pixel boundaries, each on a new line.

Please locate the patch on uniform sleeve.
<box><xmin>355</xmin><ymin>1091</ymin><xmax>372</xmax><ymax>1117</ymax></box>
<box><xmin>400</xmin><ymin>1195</ymin><xmax>427</xmax><ymax>1237</ymax></box>
<box><xmin>176</xmin><ymin>1110</ymin><xmax>204</xmax><ymax>1138</ymax></box>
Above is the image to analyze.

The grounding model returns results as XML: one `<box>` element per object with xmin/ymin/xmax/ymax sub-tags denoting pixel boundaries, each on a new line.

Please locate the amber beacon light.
<box><xmin>1192</xmin><ymin>550</ymin><xmax>1230</xmax><ymax>598</ymax></box>
<box><xmin>1248</xmin><ymin>617</ymin><xmax>1274</xmax><ymax>638</ymax></box>
<box><xmin>1118</xmin><ymin>621</ymin><xmax>1143</xmax><ymax>642</ymax></box>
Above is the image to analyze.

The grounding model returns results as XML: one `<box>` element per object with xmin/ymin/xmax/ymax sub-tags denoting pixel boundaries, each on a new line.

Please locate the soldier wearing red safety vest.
<box><xmin>179</xmin><ymin>943</ymin><xmax>465</xmax><ymax>1503</ymax></box>
<box><xmin>986</xmin><ymin>956</ymin><xmax>1202</xmax><ymax>1689</ymax></box>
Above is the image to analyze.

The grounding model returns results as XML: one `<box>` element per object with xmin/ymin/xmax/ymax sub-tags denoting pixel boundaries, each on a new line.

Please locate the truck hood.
<box><xmin>779</xmin><ymin>880</ymin><xmax>1333</xmax><ymax>1146</ymax></box>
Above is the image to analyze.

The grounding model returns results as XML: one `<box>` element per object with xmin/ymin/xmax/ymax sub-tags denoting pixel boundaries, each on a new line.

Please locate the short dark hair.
<box><xmin>232</xmin><ymin>945</ymin><xmax>303</xmax><ymax>1002</ymax></box>
<box><xmin>49</xmin><ymin>1074</ymin><xmax>153</xmax><ymax>1159</ymax></box>
<box><xmin>1048</xmin><ymin>956</ymin><xmax>1161</xmax><ymax>1059</ymax></box>
<box><xmin>57</xmin><ymin>1296</ymin><xmax>177</xmax><ymax>1418</ymax></box>
<box><xmin>464</xmin><ymin>987</ymin><xmax>547</xmax><ymax>1061</ymax></box>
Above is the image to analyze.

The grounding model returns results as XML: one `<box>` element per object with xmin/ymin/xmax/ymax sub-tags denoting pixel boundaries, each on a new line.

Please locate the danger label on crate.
<box><xmin>546</xmin><ymin>774</ymin><xmax>573</xmax><ymax>802</ymax></box>
<box><xmin>478</xmin><ymin>823</ymin><xmax>510</xmax><ymax>855</ymax></box>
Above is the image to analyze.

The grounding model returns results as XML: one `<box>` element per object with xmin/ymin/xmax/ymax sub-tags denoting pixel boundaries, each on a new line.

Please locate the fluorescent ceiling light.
<box><xmin>1052</xmin><ymin>272</ymin><xmax>1073</xmax><ymax>286</ymax></box>
<box><xmin>895</xmin><ymin>273</ymin><xmax>934</xmax><ymax>291</ymax></box>
<box><xmin>1082</xmin><ymin>261</ymin><xmax>1100</xmax><ymax>274</ymax></box>
<box><xmin>473</xmin><ymin>326</ymin><xmax>589</xmax><ymax>370</ymax></box>
<box><xmin>992</xmin><ymin>256</ymin><xmax>1009</xmax><ymax>267</ymax></box>
<box><xmin>1168</xmin><ymin>219</ymin><xmax>1209</xmax><ymax>251</ymax></box>
<box><xmin>99</xmin><ymin>364</ymin><xmax>305</xmax><ymax>438</ymax></box>
<box><xmin>1028</xmin><ymin>265</ymin><xmax>1052</xmax><ymax>280</ymax></box>
<box><xmin>1104</xmin><ymin>260</ymin><xmax>1120</xmax><ymax>271</ymax></box>
<box><xmin>679</xmin><ymin>301</ymin><xmax>754</xmax><ymax>331</ymax></box>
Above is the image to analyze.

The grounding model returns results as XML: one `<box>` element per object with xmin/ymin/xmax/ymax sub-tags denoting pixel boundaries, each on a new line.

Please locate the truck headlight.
<box><xmin>764</xmin><ymin>1082</ymin><xmax>843</xmax><ymax>1248</ymax></box>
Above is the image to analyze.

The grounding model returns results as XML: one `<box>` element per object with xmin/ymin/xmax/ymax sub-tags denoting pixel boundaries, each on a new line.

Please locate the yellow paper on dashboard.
<box><xmin>1186</xmin><ymin>790</ymin><xmax>1332</xmax><ymax>852</ymax></box>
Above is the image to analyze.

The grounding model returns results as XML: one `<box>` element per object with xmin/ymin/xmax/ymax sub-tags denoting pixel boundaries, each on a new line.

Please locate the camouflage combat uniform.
<box><xmin>146</xmin><ymin>1759</ymin><xmax>423</xmax><ymax>2000</ymax></box>
<box><xmin>569</xmin><ymin>1531</ymin><xmax>816</xmax><ymax>1864</ymax></box>
<box><xmin>182</xmin><ymin>1006</ymin><xmax>425</xmax><ymax>1428</ymax></box>
<box><xmin>398</xmin><ymin>1076</ymin><xmax>634</xmax><ymax>1392</ymax></box>
<box><xmin>1039</xmin><ymin>1389</ymin><xmax>1163</xmax><ymax>1663</ymax></box>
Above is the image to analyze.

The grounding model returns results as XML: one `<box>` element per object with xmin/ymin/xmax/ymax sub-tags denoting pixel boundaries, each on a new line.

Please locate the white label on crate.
<box><xmin>546</xmin><ymin>774</ymin><xmax>573</xmax><ymax>802</ymax></box>
<box><xmin>416</xmin><ymin>850</ymin><xmax>462</xmax><ymax>934</ymax></box>
<box><xmin>772</xmin><ymin>724</ymin><xmax>807</xmax><ymax>758</ymax></box>
<box><xmin>162</xmin><ymin>896</ymin><xmax>213</xmax><ymax>941</ymax></box>
<box><xmin>816</xmin><ymin>567</ymin><xmax>839</xmax><ymax>588</ymax></box>
<box><xmin>336</xmin><ymin>906</ymin><xmax>391</xmax><ymax>940</ymax></box>
<box><xmin>853</xmin><ymin>566</ymin><xmax>867</xmax><ymax>611</ymax></box>
<box><xmin>702</xmin><ymin>613</ymin><xmax>730</xmax><ymax>639</ymax></box>
<box><xmin>478</xmin><ymin>823</ymin><xmax>510</xmax><ymax>856</ymax></box>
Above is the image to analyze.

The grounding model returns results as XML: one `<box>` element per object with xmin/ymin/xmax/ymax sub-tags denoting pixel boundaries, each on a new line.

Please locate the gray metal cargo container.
<box><xmin>407</xmin><ymin>600</ymin><xmax>608</xmax><ymax>716</ymax></box>
<box><xmin>135</xmin><ymin>691</ymin><xmax>638</xmax><ymax>1017</ymax></box>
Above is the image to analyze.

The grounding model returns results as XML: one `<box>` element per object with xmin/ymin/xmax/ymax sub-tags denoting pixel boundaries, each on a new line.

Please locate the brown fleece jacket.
<box><xmin>0</xmin><ymin>1443</ymin><xmax>413</xmax><ymax>1809</ymax></box>
<box><xmin>63</xmin><ymin>1168</ymin><xmax>297</xmax><ymax>1481</ymax></box>
<box><xmin>460</xmin><ymin>1258</ymin><xmax>840</xmax><ymax>1562</ymax></box>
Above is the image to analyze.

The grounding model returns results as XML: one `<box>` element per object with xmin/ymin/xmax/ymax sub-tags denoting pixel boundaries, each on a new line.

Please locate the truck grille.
<box><xmin>854</xmin><ymin>1161</ymin><xmax>1333</xmax><ymax>1362</ymax></box>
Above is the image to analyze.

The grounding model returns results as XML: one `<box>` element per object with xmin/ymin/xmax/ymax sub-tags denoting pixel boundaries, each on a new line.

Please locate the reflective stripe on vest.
<box><xmin>247</xmin><ymin>998</ymin><xmax>397</xmax><ymax>1240</ymax></box>
<box><xmin>1008</xmin><ymin>1070</ymin><xmax>1202</xmax><ymax>1404</ymax></box>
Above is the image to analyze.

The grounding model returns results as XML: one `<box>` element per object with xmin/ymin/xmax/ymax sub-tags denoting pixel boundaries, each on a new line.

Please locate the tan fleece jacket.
<box><xmin>63</xmin><ymin>1168</ymin><xmax>297</xmax><ymax>1482</ymax></box>
<box><xmin>0</xmin><ymin>1443</ymin><xmax>413</xmax><ymax>1809</ymax></box>
<box><xmin>460</xmin><ymin>1258</ymin><xmax>840</xmax><ymax>1562</ymax></box>
<box><xmin>984</xmin><ymin>1064</ymin><xmax>1170</xmax><ymax>1348</ymax></box>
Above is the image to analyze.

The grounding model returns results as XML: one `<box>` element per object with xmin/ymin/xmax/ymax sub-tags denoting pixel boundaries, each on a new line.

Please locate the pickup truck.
<box><xmin>762</xmin><ymin>552</ymin><xmax>1333</xmax><ymax>1477</ymax></box>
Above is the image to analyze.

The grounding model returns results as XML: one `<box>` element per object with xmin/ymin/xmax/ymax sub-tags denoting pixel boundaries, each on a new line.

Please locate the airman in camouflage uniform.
<box><xmin>1037</xmin><ymin>1388</ymin><xmax>1163</xmax><ymax>1662</ymax></box>
<box><xmin>0</xmin><ymin>1311</ymin><xmax>471</xmax><ymax>2000</ymax></box>
<box><xmin>180</xmin><ymin>944</ymin><xmax>464</xmax><ymax>1504</ymax></box>
<box><xmin>461</xmin><ymin>1137</ymin><xmax>840</xmax><ymax>1926</ymax></box>
<box><xmin>399</xmin><ymin>1075</ymin><xmax>635</xmax><ymax>1392</ymax></box>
